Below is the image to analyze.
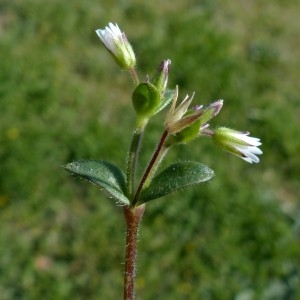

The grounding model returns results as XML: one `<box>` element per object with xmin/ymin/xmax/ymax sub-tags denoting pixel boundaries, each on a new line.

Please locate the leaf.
<box><xmin>139</xmin><ymin>161</ymin><xmax>214</xmax><ymax>203</ymax></box>
<box><xmin>64</xmin><ymin>160</ymin><xmax>130</xmax><ymax>205</ymax></box>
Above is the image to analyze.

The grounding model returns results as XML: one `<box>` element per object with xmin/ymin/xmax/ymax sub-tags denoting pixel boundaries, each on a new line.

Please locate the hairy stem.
<box><xmin>126</xmin><ymin>128</ymin><xmax>144</xmax><ymax>198</ymax></box>
<box><xmin>129</xmin><ymin>68</ymin><xmax>140</xmax><ymax>86</ymax></box>
<box><xmin>123</xmin><ymin>204</ymin><xmax>146</xmax><ymax>300</ymax></box>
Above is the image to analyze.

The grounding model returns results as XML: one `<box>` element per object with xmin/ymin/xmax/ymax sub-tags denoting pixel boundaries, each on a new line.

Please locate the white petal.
<box><xmin>237</xmin><ymin>145</ymin><xmax>263</xmax><ymax>155</ymax></box>
<box><xmin>236</xmin><ymin>145</ymin><xmax>262</xmax><ymax>163</ymax></box>
<box><xmin>242</xmin><ymin>136</ymin><xmax>261</xmax><ymax>146</ymax></box>
<box><xmin>241</xmin><ymin>155</ymin><xmax>255</xmax><ymax>163</ymax></box>
<box><xmin>107</xmin><ymin>23</ymin><xmax>122</xmax><ymax>36</ymax></box>
<box><xmin>95</xmin><ymin>28</ymin><xmax>118</xmax><ymax>54</ymax></box>
<box><xmin>230</xmin><ymin>132</ymin><xmax>261</xmax><ymax>146</ymax></box>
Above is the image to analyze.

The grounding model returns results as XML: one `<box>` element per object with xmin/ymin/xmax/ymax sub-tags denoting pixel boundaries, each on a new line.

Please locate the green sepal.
<box><xmin>132</xmin><ymin>82</ymin><xmax>160</xmax><ymax>119</ymax></box>
<box><xmin>64</xmin><ymin>160</ymin><xmax>130</xmax><ymax>205</ymax></box>
<box><xmin>138</xmin><ymin>161</ymin><xmax>214</xmax><ymax>203</ymax></box>
<box><xmin>165</xmin><ymin>119</ymin><xmax>201</xmax><ymax>146</ymax></box>
<box><xmin>150</xmin><ymin>59</ymin><xmax>171</xmax><ymax>93</ymax></box>
<box><xmin>198</xmin><ymin>105</ymin><xmax>217</xmax><ymax>127</ymax></box>
<box><xmin>153</xmin><ymin>89</ymin><xmax>175</xmax><ymax>115</ymax></box>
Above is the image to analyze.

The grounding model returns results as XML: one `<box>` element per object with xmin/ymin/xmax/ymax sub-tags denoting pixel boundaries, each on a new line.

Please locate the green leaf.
<box><xmin>139</xmin><ymin>161</ymin><xmax>214</xmax><ymax>203</ymax></box>
<box><xmin>64</xmin><ymin>160</ymin><xmax>130</xmax><ymax>205</ymax></box>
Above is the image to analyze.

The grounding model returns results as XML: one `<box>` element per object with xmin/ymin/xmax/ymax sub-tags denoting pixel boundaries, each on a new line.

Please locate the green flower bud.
<box><xmin>95</xmin><ymin>22</ymin><xmax>136</xmax><ymax>70</ymax></box>
<box><xmin>151</xmin><ymin>60</ymin><xmax>171</xmax><ymax>94</ymax></box>
<box><xmin>132</xmin><ymin>82</ymin><xmax>160</xmax><ymax>122</ymax></box>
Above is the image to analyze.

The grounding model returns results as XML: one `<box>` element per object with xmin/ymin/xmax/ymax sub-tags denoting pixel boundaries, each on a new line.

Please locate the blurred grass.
<box><xmin>1</xmin><ymin>0</ymin><xmax>300</xmax><ymax>299</ymax></box>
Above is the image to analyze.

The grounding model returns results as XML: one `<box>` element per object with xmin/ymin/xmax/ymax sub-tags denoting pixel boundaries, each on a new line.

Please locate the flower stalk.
<box><xmin>132</xmin><ymin>130</ymin><xmax>169</xmax><ymax>206</ymax></box>
<box><xmin>126</xmin><ymin>126</ymin><xmax>145</xmax><ymax>199</ymax></box>
<box><xmin>129</xmin><ymin>68</ymin><xmax>140</xmax><ymax>86</ymax></box>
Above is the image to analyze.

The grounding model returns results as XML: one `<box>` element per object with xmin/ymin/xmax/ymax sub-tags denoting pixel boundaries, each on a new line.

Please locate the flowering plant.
<box><xmin>65</xmin><ymin>22</ymin><xmax>262</xmax><ymax>300</ymax></box>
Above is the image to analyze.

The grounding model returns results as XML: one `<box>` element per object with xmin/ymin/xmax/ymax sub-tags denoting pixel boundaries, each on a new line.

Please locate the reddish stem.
<box><xmin>123</xmin><ymin>204</ymin><xmax>146</xmax><ymax>300</ymax></box>
<box><xmin>132</xmin><ymin>130</ymin><xmax>168</xmax><ymax>205</ymax></box>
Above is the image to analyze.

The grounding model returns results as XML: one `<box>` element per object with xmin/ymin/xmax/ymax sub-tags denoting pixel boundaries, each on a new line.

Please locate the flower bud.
<box><xmin>151</xmin><ymin>60</ymin><xmax>171</xmax><ymax>94</ymax></box>
<box><xmin>212</xmin><ymin>127</ymin><xmax>262</xmax><ymax>163</ymax></box>
<box><xmin>132</xmin><ymin>82</ymin><xmax>160</xmax><ymax>122</ymax></box>
<box><xmin>95</xmin><ymin>22</ymin><xmax>136</xmax><ymax>70</ymax></box>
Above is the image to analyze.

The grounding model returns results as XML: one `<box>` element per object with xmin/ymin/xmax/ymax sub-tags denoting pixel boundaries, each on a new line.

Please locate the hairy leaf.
<box><xmin>139</xmin><ymin>161</ymin><xmax>214</xmax><ymax>203</ymax></box>
<box><xmin>64</xmin><ymin>160</ymin><xmax>130</xmax><ymax>205</ymax></box>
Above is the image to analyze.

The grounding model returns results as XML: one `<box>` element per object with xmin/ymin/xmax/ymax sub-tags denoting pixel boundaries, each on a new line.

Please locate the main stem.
<box><xmin>123</xmin><ymin>204</ymin><xmax>146</xmax><ymax>300</ymax></box>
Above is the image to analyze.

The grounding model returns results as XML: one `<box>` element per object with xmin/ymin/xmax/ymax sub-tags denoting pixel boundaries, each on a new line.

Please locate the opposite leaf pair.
<box><xmin>64</xmin><ymin>160</ymin><xmax>214</xmax><ymax>206</ymax></box>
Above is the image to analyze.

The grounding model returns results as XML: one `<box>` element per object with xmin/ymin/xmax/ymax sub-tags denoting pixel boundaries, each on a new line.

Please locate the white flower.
<box><xmin>95</xmin><ymin>22</ymin><xmax>136</xmax><ymax>69</ymax></box>
<box><xmin>213</xmin><ymin>127</ymin><xmax>263</xmax><ymax>163</ymax></box>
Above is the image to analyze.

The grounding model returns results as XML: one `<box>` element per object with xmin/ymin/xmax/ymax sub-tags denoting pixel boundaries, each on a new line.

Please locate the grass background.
<box><xmin>1</xmin><ymin>0</ymin><xmax>300</xmax><ymax>299</ymax></box>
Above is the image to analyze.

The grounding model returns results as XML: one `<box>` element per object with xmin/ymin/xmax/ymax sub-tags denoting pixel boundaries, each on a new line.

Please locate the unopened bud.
<box><xmin>95</xmin><ymin>22</ymin><xmax>136</xmax><ymax>70</ymax></box>
<box><xmin>151</xmin><ymin>59</ymin><xmax>171</xmax><ymax>93</ymax></box>
<box><xmin>132</xmin><ymin>82</ymin><xmax>160</xmax><ymax>122</ymax></box>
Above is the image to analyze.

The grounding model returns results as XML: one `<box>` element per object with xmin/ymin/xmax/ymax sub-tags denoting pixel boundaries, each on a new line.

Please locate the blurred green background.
<box><xmin>1</xmin><ymin>0</ymin><xmax>299</xmax><ymax>299</ymax></box>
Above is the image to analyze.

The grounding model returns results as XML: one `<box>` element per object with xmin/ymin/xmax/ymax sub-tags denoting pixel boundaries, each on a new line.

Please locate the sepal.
<box><xmin>153</xmin><ymin>89</ymin><xmax>176</xmax><ymax>115</ymax></box>
<box><xmin>150</xmin><ymin>59</ymin><xmax>171</xmax><ymax>94</ymax></box>
<box><xmin>165</xmin><ymin>120</ymin><xmax>201</xmax><ymax>146</ymax></box>
<box><xmin>132</xmin><ymin>82</ymin><xmax>161</xmax><ymax>122</ymax></box>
